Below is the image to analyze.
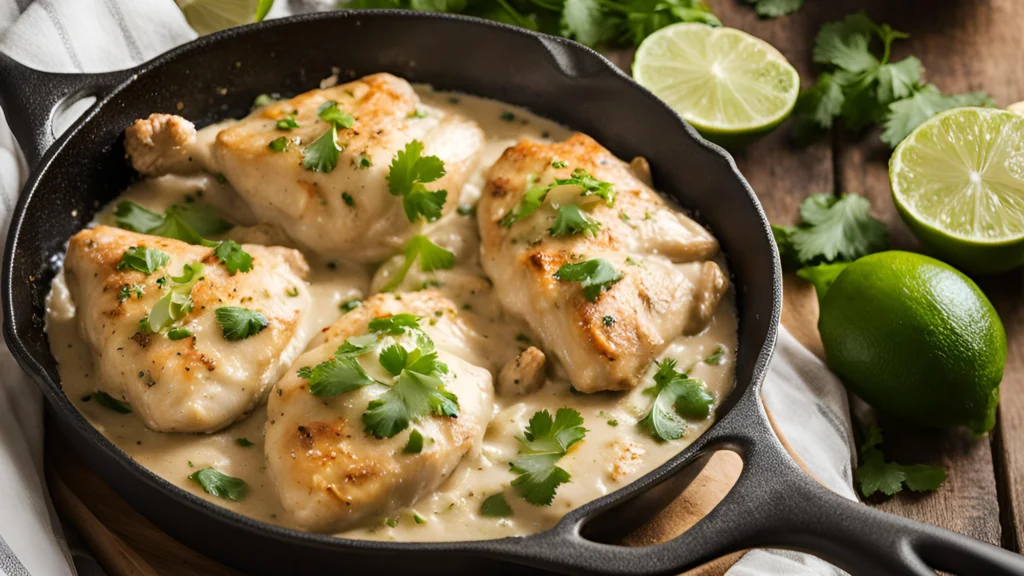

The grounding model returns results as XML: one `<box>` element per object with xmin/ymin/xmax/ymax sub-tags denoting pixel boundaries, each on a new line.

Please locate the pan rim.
<box><xmin>2</xmin><ymin>8</ymin><xmax>783</xmax><ymax>558</ymax></box>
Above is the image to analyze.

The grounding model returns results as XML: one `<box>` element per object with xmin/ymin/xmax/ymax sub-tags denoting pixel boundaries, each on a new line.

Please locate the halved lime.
<box><xmin>176</xmin><ymin>0</ymin><xmax>274</xmax><ymax>35</ymax></box>
<box><xmin>632</xmin><ymin>23</ymin><xmax>799</xmax><ymax>148</ymax></box>
<box><xmin>890</xmin><ymin>107</ymin><xmax>1024</xmax><ymax>274</ymax></box>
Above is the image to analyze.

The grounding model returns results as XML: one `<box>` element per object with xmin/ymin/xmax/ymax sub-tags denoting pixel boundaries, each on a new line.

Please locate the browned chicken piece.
<box><xmin>63</xmin><ymin>226</ymin><xmax>313</xmax><ymax>433</ymax></box>
<box><xmin>497</xmin><ymin>346</ymin><xmax>547</xmax><ymax>396</ymax></box>
<box><xmin>124</xmin><ymin>74</ymin><xmax>484</xmax><ymax>262</ymax></box>
<box><xmin>265</xmin><ymin>292</ymin><xmax>493</xmax><ymax>532</ymax></box>
<box><xmin>477</xmin><ymin>133</ymin><xmax>728</xmax><ymax>393</ymax></box>
<box><xmin>124</xmin><ymin>113</ymin><xmax>202</xmax><ymax>176</ymax></box>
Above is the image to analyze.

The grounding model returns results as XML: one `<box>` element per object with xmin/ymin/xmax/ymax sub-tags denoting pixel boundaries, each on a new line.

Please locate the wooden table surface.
<box><xmin>45</xmin><ymin>0</ymin><xmax>1024</xmax><ymax>573</ymax></box>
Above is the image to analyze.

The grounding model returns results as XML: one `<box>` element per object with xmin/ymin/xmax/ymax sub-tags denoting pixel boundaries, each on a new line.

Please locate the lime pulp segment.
<box><xmin>891</xmin><ymin>107</ymin><xmax>1024</xmax><ymax>244</ymax></box>
<box><xmin>633</xmin><ymin>23</ymin><xmax>799</xmax><ymax>135</ymax></box>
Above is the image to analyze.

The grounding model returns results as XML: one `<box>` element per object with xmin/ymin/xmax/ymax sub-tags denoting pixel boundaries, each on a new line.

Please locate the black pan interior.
<box><xmin>3</xmin><ymin>11</ymin><xmax>780</xmax><ymax>575</ymax></box>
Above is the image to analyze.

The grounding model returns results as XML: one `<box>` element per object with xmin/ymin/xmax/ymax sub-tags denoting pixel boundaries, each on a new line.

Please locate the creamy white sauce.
<box><xmin>45</xmin><ymin>88</ymin><xmax>737</xmax><ymax>542</ymax></box>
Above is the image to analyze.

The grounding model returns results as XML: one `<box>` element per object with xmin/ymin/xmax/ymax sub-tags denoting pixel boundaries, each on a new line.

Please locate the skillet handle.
<box><xmin>0</xmin><ymin>52</ymin><xmax>131</xmax><ymax>166</ymax></box>
<box><xmin>516</xmin><ymin>395</ymin><xmax>1024</xmax><ymax>576</ymax></box>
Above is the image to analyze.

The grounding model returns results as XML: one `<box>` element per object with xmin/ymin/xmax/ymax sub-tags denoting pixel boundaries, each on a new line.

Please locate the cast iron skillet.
<box><xmin>0</xmin><ymin>11</ymin><xmax>1020</xmax><ymax>576</ymax></box>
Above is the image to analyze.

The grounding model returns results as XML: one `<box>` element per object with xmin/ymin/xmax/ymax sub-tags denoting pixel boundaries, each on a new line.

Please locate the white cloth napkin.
<box><xmin>0</xmin><ymin>2</ymin><xmax>857</xmax><ymax>575</ymax></box>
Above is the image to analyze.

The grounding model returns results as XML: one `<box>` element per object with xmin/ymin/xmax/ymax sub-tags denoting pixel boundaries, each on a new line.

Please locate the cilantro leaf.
<box><xmin>744</xmin><ymin>0</ymin><xmax>803</xmax><ymax>18</ymax></box>
<box><xmin>276</xmin><ymin>117</ymin><xmax>299</xmax><ymax>131</ymax></box>
<box><xmin>854</xmin><ymin>424</ymin><xmax>946</xmax><ymax>498</ymax></box>
<box><xmin>622</xmin><ymin>0</ymin><xmax>720</xmax><ymax>46</ymax></box>
<box><xmin>796</xmin><ymin>262</ymin><xmax>851</xmax><ymax>304</ymax></box>
<box><xmin>167</xmin><ymin>203</ymin><xmax>233</xmax><ymax>237</ymax></box>
<box><xmin>214</xmin><ymin>240</ymin><xmax>253</xmax><ymax>275</ymax></box>
<box><xmin>167</xmin><ymin>328</ymin><xmax>192</xmax><ymax>340</ymax></box>
<box><xmin>268</xmin><ymin>137</ymin><xmax>288</xmax><ymax>152</ymax></box>
<box><xmin>876</xmin><ymin>57</ymin><xmax>922</xmax><ymax>103</ymax></box>
<box><xmin>236</xmin><ymin>437</ymin><xmax>254</xmax><ymax>448</ymax></box>
<box><xmin>215</xmin><ymin>306</ymin><xmax>269</xmax><ymax>341</ymax></box>
<box><xmin>703</xmin><ymin>345</ymin><xmax>727</xmax><ymax>366</ymax></box>
<box><xmin>554</xmin><ymin>258</ymin><xmax>624</xmax><ymax>302</ymax></box>
<box><xmin>302</xmin><ymin>126</ymin><xmax>341</xmax><ymax>173</ymax></box>
<box><xmin>117</xmin><ymin>246</ymin><xmax>170</xmax><ymax>274</ymax></box>
<box><xmin>556</xmin><ymin>168</ymin><xmax>615</xmax><ymax>206</ymax></box>
<box><xmin>369</xmin><ymin>314</ymin><xmax>421</xmax><ymax>335</ymax></box>
<box><xmin>812</xmin><ymin>12</ymin><xmax>879</xmax><ymax>73</ymax></box>
<box><xmin>403</xmin><ymin>429</ymin><xmax>425</xmax><ymax>454</ymax></box>
<box><xmin>317</xmin><ymin>100</ymin><xmax>355</xmax><ymax>129</ymax></box>
<box><xmin>509</xmin><ymin>408</ymin><xmax>586</xmax><ymax>506</ymax></box>
<box><xmin>639</xmin><ymin>359</ymin><xmax>714</xmax><ymax>441</ymax></box>
<box><xmin>791</xmin><ymin>194</ymin><xmax>889</xmax><ymax>263</ymax></box>
<box><xmin>549</xmin><ymin>205</ymin><xmax>602</xmax><ymax>238</ymax></box>
<box><xmin>114</xmin><ymin>201</ymin><xmax>164</xmax><ymax>233</ymax></box>
<box><xmin>303</xmin><ymin>356</ymin><xmax>377</xmax><ymax>397</ymax></box>
<box><xmin>387</xmin><ymin>140</ymin><xmax>448</xmax><ymax>222</ymax></box>
<box><xmin>363</xmin><ymin>370</ymin><xmax>459</xmax><ymax>439</ymax></box>
<box><xmin>90</xmin><ymin>391</ymin><xmax>132</xmax><ymax>414</ymax></box>
<box><xmin>791</xmin><ymin>74</ymin><xmax>845</xmax><ymax>143</ymax></box>
<box><xmin>383</xmin><ymin>234</ymin><xmax>456</xmax><ymax>292</ymax></box>
<box><xmin>562</xmin><ymin>0</ymin><xmax>604</xmax><ymax>46</ymax></box>
<box><xmin>500</xmin><ymin>185</ymin><xmax>549</xmax><ymax>227</ymax></box>
<box><xmin>881</xmin><ymin>84</ymin><xmax>995</xmax><ymax>147</ymax></box>
<box><xmin>480</xmin><ymin>493</ymin><xmax>514</xmax><ymax>517</ymax></box>
<box><xmin>188</xmin><ymin>468</ymin><xmax>248</xmax><ymax>501</ymax></box>
<box><xmin>145</xmin><ymin>263</ymin><xmax>205</xmax><ymax>334</ymax></box>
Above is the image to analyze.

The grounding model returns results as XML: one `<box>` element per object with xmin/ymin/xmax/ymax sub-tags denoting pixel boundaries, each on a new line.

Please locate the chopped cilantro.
<box><xmin>340</xmin><ymin>299</ymin><xmax>363</xmax><ymax>312</ymax></box>
<box><xmin>236</xmin><ymin>437</ymin><xmax>254</xmax><ymax>448</ymax></box>
<box><xmin>369</xmin><ymin>314</ymin><xmax>421</xmax><ymax>335</ymax></box>
<box><xmin>286</xmin><ymin>286</ymin><xmax>300</xmax><ymax>297</ymax></box>
<box><xmin>317</xmin><ymin>100</ymin><xmax>355</xmax><ymax>129</ymax></box>
<box><xmin>167</xmin><ymin>328</ymin><xmax>193</xmax><ymax>340</ymax></box>
<box><xmin>214</xmin><ymin>239</ymin><xmax>253</xmax><ymax>275</ymax></box>
<box><xmin>252</xmin><ymin>93</ymin><xmax>278</xmax><ymax>108</ymax></box>
<box><xmin>214</xmin><ymin>306</ymin><xmax>269</xmax><ymax>341</ymax></box>
<box><xmin>408</xmin><ymin>108</ymin><xmax>428</xmax><ymax>119</ymax></box>
<box><xmin>457</xmin><ymin>203</ymin><xmax>476</xmax><ymax>216</ymax></box>
<box><xmin>500</xmin><ymin>110</ymin><xmax>516</xmax><ymax>122</ymax></box>
<box><xmin>413</xmin><ymin>513</ymin><xmax>426</xmax><ymax>524</ymax></box>
<box><xmin>509</xmin><ymin>408</ymin><xmax>586</xmax><ymax>506</ymax></box>
<box><xmin>188</xmin><ymin>468</ymin><xmax>248</xmax><ymax>501</ymax></box>
<box><xmin>554</xmin><ymin>258</ymin><xmax>623</xmax><ymax>302</ymax></box>
<box><xmin>403</xmin><ymin>429</ymin><xmax>425</xmax><ymax>454</ymax></box>
<box><xmin>357</xmin><ymin>154</ymin><xmax>372</xmax><ymax>169</ymax></box>
<box><xmin>302</xmin><ymin>125</ymin><xmax>341</xmax><ymax>173</ymax></box>
<box><xmin>342</xmin><ymin>192</ymin><xmax>355</xmax><ymax>206</ymax></box>
<box><xmin>551</xmin><ymin>158</ymin><xmax>568</xmax><ymax>169</ymax></box>
<box><xmin>703</xmin><ymin>345</ymin><xmax>727</xmax><ymax>366</ymax></box>
<box><xmin>117</xmin><ymin>246</ymin><xmax>170</xmax><ymax>275</ymax></box>
<box><xmin>91</xmin><ymin>391</ymin><xmax>132</xmax><ymax>414</ymax></box>
<box><xmin>549</xmin><ymin>205</ymin><xmax>601</xmax><ymax>238</ymax></box>
<box><xmin>499</xmin><ymin>184</ymin><xmax>549</xmax><ymax>228</ymax></box>
<box><xmin>383</xmin><ymin>235</ymin><xmax>455</xmax><ymax>292</ymax></box>
<box><xmin>387</xmin><ymin>140</ymin><xmax>448</xmax><ymax>223</ymax></box>
<box><xmin>639</xmin><ymin>359</ymin><xmax>714</xmax><ymax>442</ymax></box>
<box><xmin>602</xmin><ymin>315</ymin><xmax>615</xmax><ymax>327</ymax></box>
<box><xmin>268</xmin><ymin>137</ymin><xmax>288</xmax><ymax>152</ymax></box>
<box><xmin>118</xmin><ymin>284</ymin><xmax>144</xmax><ymax>302</ymax></box>
<box><xmin>145</xmin><ymin>263</ymin><xmax>205</xmax><ymax>335</ymax></box>
<box><xmin>480</xmin><ymin>493</ymin><xmax>514</xmax><ymax>517</ymax></box>
<box><xmin>276</xmin><ymin>116</ymin><xmax>299</xmax><ymax>131</ymax></box>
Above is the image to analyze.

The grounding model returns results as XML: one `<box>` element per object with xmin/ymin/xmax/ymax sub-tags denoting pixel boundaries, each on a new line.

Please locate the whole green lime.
<box><xmin>818</xmin><ymin>251</ymin><xmax>1006</xmax><ymax>434</ymax></box>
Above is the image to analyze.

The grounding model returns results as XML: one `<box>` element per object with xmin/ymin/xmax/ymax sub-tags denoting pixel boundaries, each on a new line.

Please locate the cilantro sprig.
<box><xmin>794</xmin><ymin>12</ymin><xmax>994</xmax><ymax>147</ymax></box>
<box><xmin>387</xmin><ymin>140</ymin><xmax>448</xmax><ymax>223</ymax></box>
<box><xmin>509</xmin><ymin>408</ymin><xmax>587</xmax><ymax>506</ymax></box>
<box><xmin>189</xmin><ymin>468</ymin><xmax>249</xmax><ymax>502</ymax></box>
<box><xmin>215</xmin><ymin>306</ymin><xmax>269</xmax><ymax>341</ymax></box>
<box><xmin>500</xmin><ymin>168</ymin><xmax>615</xmax><ymax>229</ymax></box>
<box><xmin>638</xmin><ymin>359</ymin><xmax>713</xmax><ymax>441</ymax></box>
<box><xmin>296</xmin><ymin>315</ymin><xmax>460</xmax><ymax>439</ymax></box>
<box><xmin>346</xmin><ymin>0</ymin><xmax>721</xmax><ymax>47</ymax></box>
<box><xmin>117</xmin><ymin>246</ymin><xmax>169</xmax><ymax>275</ymax></box>
<box><xmin>144</xmin><ymin>263</ymin><xmax>205</xmax><ymax>335</ymax></box>
<box><xmin>114</xmin><ymin>201</ymin><xmax>252</xmax><ymax>275</ymax></box>
<box><xmin>382</xmin><ymin>235</ymin><xmax>455</xmax><ymax>292</ymax></box>
<box><xmin>773</xmin><ymin>193</ymin><xmax>888</xmax><ymax>270</ymax></box>
<box><xmin>855</xmin><ymin>423</ymin><xmax>946</xmax><ymax>498</ymax></box>
<box><xmin>302</xmin><ymin>126</ymin><xmax>341</xmax><ymax>173</ymax></box>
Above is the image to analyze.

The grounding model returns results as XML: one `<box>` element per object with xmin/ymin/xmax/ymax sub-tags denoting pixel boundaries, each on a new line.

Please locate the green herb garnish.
<box><xmin>554</xmin><ymin>258</ymin><xmax>623</xmax><ymax>302</ymax></box>
<box><xmin>302</xmin><ymin>125</ymin><xmax>341</xmax><ymax>173</ymax></box>
<box><xmin>509</xmin><ymin>408</ymin><xmax>586</xmax><ymax>506</ymax></box>
<box><xmin>638</xmin><ymin>359</ymin><xmax>714</xmax><ymax>442</ymax></box>
<box><xmin>188</xmin><ymin>468</ymin><xmax>249</xmax><ymax>501</ymax></box>
<box><xmin>90</xmin><ymin>391</ymin><xmax>132</xmax><ymax>414</ymax></box>
<box><xmin>117</xmin><ymin>246</ymin><xmax>170</xmax><ymax>275</ymax></box>
<box><xmin>215</xmin><ymin>307</ymin><xmax>269</xmax><ymax>341</ymax></box>
<box><xmin>383</xmin><ymin>235</ymin><xmax>455</xmax><ymax>292</ymax></box>
<box><xmin>387</xmin><ymin>140</ymin><xmax>447</xmax><ymax>223</ymax></box>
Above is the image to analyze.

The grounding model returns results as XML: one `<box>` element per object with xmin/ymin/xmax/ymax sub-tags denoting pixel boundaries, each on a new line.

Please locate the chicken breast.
<box><xmin>478</xmin><ymin>133</ymin><xmax>728</xmax><ymax>393</ymax></box>
<box><xmin>123</xmin><ymin>73</ymin><xmax>485</xmax><ymax>262</ymax></box>
<box><xmin>265</xmin><ymin>292</ymin><xmax>493</xmax><ymax>532</ymax></box>
<box><xmin>63</xmin><ymin>225</ymin><xmax>313</xmax><ymax>433</ymax></box>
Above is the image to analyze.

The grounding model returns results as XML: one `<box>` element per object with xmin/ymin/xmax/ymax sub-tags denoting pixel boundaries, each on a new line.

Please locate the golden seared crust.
<box><xmin>478</xmin><ymin>133</ymin><xmax>728</xmax><ymax>393</ymax></box>
<box><xmin>64</xmin><ymin>225</ymin><xmax>313</xmax><ymax>433</ymax></box>
<box><xmin>265</xmin><ymin>291</ymin><xmax>493</xmax><ymax>532</ymax></box>
<box><xmin>211</xmin><ymin>73</ymin><xmax>484</xmax><ymax>262</ymax></box>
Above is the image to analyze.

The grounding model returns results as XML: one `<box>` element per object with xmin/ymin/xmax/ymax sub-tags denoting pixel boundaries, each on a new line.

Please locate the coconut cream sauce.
<box><xmin>45</xmin><ymin>88</ymin><xmax>737</xmax><ymax>542</ymax></box>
